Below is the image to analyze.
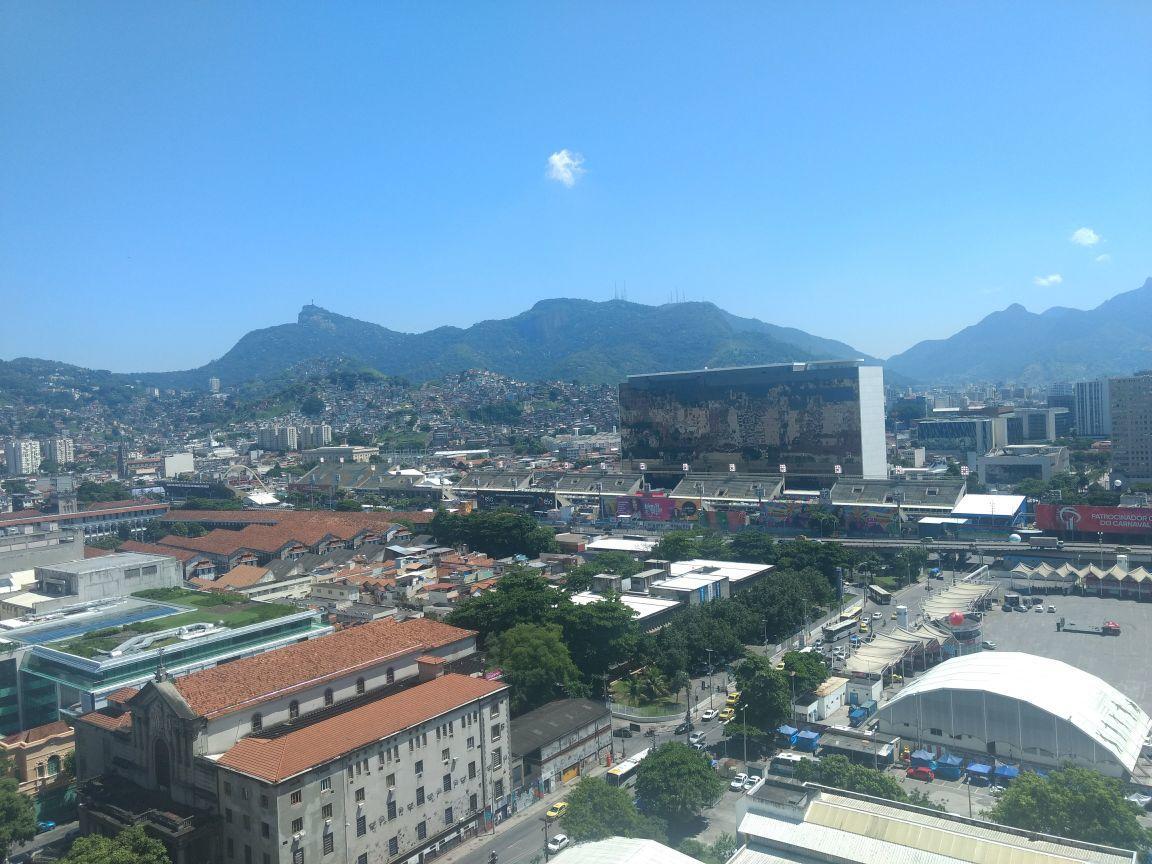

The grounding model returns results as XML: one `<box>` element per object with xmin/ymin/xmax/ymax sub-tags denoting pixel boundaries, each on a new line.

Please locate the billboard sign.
<box><xmin>1035</xmin><ymin>503</ymin><xmax>1152</xmax><ymax>535</ymax></box>
<box><xmin>617</xmin><ymin>493</ymin><xmax>680</xmax><ymax>521</ymax></box>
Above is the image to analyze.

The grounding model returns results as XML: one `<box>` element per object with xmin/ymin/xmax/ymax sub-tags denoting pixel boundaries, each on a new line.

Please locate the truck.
<box><xmin>849</xmin><ymin>699</ymin><xmax>878</xmax><ymax>728</ymax></box>
<box><xmin>1058</xmin><ymin>618</ymin><xmax>1121</xmax><ymax>636</ymax></box>
<box><xmin>1028</xmin><ymin>537</ymin><xmax>1064</xmax><ymax>549</ymax></box>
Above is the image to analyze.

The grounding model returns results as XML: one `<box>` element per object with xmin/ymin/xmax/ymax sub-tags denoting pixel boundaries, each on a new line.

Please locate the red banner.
<box><xmin>1035</xmin><ymin>503</ymin><xmax>1152</xmax><ymax>535</ymax></box>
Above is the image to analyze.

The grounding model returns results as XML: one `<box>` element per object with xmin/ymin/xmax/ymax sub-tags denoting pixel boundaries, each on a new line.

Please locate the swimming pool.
<box><xmin>11</xmin><ymin>602</ymin><xmax>185</xmax><ymax>645</ymax></box>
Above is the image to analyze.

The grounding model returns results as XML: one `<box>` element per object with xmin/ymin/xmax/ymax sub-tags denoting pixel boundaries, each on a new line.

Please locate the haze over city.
<box><xmin>2</xmin><ymin>3</ymin><xmax>1151</xmax><ymax>370</ymax></box>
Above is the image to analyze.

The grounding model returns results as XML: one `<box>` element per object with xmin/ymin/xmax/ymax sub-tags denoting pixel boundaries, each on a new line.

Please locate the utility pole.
<box><xmin>742</xmin><ymin>704</ymin><xmax>748</xmax><ymax>766</ymax></box>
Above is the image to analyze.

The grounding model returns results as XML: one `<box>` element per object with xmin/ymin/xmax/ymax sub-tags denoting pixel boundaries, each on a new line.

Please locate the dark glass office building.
<box><xmin>620</xmin><ymin>361</ymin><xmax>887</xmax><ymax>480</ymax></box>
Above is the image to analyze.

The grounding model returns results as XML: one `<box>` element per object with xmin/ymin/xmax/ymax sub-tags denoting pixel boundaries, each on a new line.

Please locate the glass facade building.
<box><xmin>620</xmin><ymin>361</ymin><xmax>887</xmax><ymax>479</ymax></box>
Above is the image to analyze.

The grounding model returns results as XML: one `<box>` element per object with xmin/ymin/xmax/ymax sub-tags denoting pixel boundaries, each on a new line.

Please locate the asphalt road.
<box><xmin>8</xmin><ymin>821</ymin><xmax>79</xmax><ymax>863</ymax></box>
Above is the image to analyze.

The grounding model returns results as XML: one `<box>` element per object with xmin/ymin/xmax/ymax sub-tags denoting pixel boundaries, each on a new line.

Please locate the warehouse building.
<box><xmin>875</xmin><ymin>652</ymin><xmax>1152</xmax><ymax>779</ymax></box>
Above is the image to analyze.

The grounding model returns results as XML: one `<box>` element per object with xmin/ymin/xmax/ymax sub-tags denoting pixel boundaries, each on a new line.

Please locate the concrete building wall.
<box><xmin>1111</xmin><ymin>375</ymin><xmax>1152</xmax><ymax>482</ymax></box>
<box><xmin>0</xmin><ymin>530</ymin><xmax>82</xmax><ymax>577</ymax></box>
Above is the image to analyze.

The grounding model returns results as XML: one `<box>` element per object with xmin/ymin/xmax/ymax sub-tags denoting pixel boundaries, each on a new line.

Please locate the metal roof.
<box><xmin>560</xmin><ymin>838</ymin><xmax>705</xmax><ymax>864</ymax></box>
<box><xmin>884</xmin><ymin>652</ymin><xmax>1152</xmax><ymax>773</ymax></box>
<box><xmin>509</xmin><ymin>698</ymin><xmax>610</xmax><ymax>757</ymax></box>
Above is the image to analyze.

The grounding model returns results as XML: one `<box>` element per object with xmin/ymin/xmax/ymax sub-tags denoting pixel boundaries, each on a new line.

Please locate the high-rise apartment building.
<box><xmin>1075</xmin><ymin>378</ymin><xmax>1112</xmax><ymax>437</ymax></box>
<box><xmin>620</xmin><ymin>360</ymin><xmax>887</xmax><ymax>479</ymax></box>
<box><xmin>4</xmin><ymin>440</ymin><xmax>42</xmax><ymax>476</ymax></box>
<box><xmin>208</xmin><ymin>376</ymin><xmax>221</xmax><ymax>393</ymax></box>
<box><xmin>1110</xmin><ymin>373</ymin><xmax>1152</xmax><ymax>483</ymax></box>
<box><xmin>1046</xmin><ymin>382</ymin><xmax>1077</xmax><ymax>423</ymax></box>
<box><xmin>299</xmin><ymin>424</ymin><xmax>333</xmax><ymax>450</ymax></box>
<box><xmin>257</xmin><ymin>426</ymin><xmax>299</xmax><ymax>452</ymax></box>
<box><xmin>41</xmin><ymin>437</ymin><xmax>75</xmax><ymax>467</ymax></box>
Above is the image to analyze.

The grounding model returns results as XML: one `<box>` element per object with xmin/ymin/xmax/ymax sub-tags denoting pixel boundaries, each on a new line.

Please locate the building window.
<box><xmin>468</xmin><ymin>762</ymin><xmax>476</xmax><ymax>780</ymax></box>
<box><xmin>227</xmin><ymin>838</ymin><xmax>234</xmax><ymax>858</ymax></box>
<box><xmin>466</xmin><ymin>737</ymin><xmax>475</xmax><ymax>750</ymax></box>
<box><xmin>224</xmin><ymin>781</ymin><xmax>233</xmax><ymax>798</ymax></box>
<box><xmin>444</xmin><ymin>807</ymin><xmax>453</xmax><ymax>825</ymax></box>
<box><xmin>386</xmin><ymin>773</ymin><xmax>395</xmax><ymax>788</ymax></box>
<box><xmin>243</xmin><ymin>814</ymin><xmax>251</xmax><ymax>830</ymax></box>
<box><xmin>324</xmin><ymin>688</ymin><xmax>334</xmax><ymax>706</ymax></box>
<box><xmin>416</xmin><ymin>786</ymin><xmax>425</xmax><ymax>806</ymax></box>
<box><xmin>292</xmin><ymin>818</ymin><xmax>303</xmax><ymax>833</ymax></box>
<box><xmin>356</xmin><ymin>677</ymin><xmax>365</xmax><ymax>695</ymax></box>
<box><xmin>289</xmin><ymin>700</ymin><xmax>300</xmax><ymax>719</ymax></box>
<box><xmin>251</xmin><ymin>713</ymin><xmax>263</xmax><ymax>732</ymax></box>
<box><xmin>245</xmin><ymin>845</ymin><xmax>253</xmax><ymax>864</ymax></box>
<box><xmin>260</xmin><ymin>795</ymin><xmax>269</xmax><ymax>809</ymax></box>
<box><xmin>322</xmin><ymin>834</ymin><xmax>334</xmax><ymax>855</ymax></box>
<box><xmin>386</xmin><ymin>800</ymin><xmax>397</xmax><ymax>820</ymax></box>
<box><xmin>388</xmin><ymin>838</ymin><xmax>399</xmax><ymax>857</ymax></box>
<box><xmin>46</xmin><ymin>755</ymin><xmax>60</xmax><ymax>776</ymax></box>
<box><xmin>441</xmin><ymin>748</ymin><xmax>450</xmax><ymax>762</ymax></box>
<box><xmin>930</xmin><ymin>727</ymin><xmax>943</xmax><ymax>736</ymax></box>
<box><xmin>322</xmin><ymin>803</ymin><xmax>332</xmax><ymax>819</ymax></box>
<box><xmin>416</xmin><ymin>820</ymin><xmax>426</xmax><ymax>841</ymax></box>
<box><xmin>494</xmin><ymin>779</ymin><xmax>504</xmax><ymax>798</ymax></box>
<box><xmin>225</xmin><ymin>808</ymin><xmax>233</xmax><ymax>824</ymax></box>
<box><xmin>291</xmin><ymin>789</ymin><xmax>303</xmax><ymax>805</ymax></box>
<box><xmin>355</xmin><ymin>788</ymin><xmax>365</xmax><ymax>803</ymax></box>
<box><xmin>414</xmin><ymin>760</ymin><xmax>423</xmax><ymax>775</ymax></box>
<box><xmin>492</xmin><ymin>747</ymin><xmax>502</xmax><ymax>769</ymax></box>
<box><xmin>359</xmin><ymin>856</ymin><xmax>368</xmax><ymax>864</ymax></box>
<box><xmin>491</xmin><ymin>723</ymin><xmax>500</xmax><ymax>742</ymax></box>
<box><xmin>321</xmin><ymin>776</ymin><xmax>332</xmax><ymax>793</ymax></box>
<box><xmin>356</xmin><ymin>814</ymin><xmax>366</xmax><ymax>837</ymax></box>
<box><xmin>442</xmin><ymin>774</ymin><xmax>451</xmax><ymax>793</ymax></box>
<box><xmin>469</xmin><ymin>793</ymin><xmax>478</xmax><ymax>813</ymax></box>
<box><xmin>261</xmin><ymin>822</ymin><xmax>270</xmax><ymax>839</ymax></box>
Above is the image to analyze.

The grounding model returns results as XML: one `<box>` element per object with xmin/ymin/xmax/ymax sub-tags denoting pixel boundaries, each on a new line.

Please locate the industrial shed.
<box><xmin>874</xmin><ymin>652</ymin><xmax>1152</xmax><ymax>778</ymax></box>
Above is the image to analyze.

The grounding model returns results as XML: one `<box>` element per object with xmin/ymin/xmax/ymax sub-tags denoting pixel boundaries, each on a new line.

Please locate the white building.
<box><xmin>5</xmin><ymin>440</ymin><xmax>42</xmax><ymax>475</ymax></box>
<box><xmin>874</xmin><ymin>652</ymin><xmax>1152</xmax><ymax>778</ymax></box>
<box><xmin>41</xmin><ymin>438</ymin><xmax>75</xmax><ymax>467</ymax></box>
<box><xmin>667</xmin><ymin>559</ymin><xmax>773</xmax><ymax>594</ymax></box>
<box><xmin>299</xmin><ymin>424</ymin><xmax>333</xmax><ymax>450</ymax></box>
<box><xmin>1076</xmin><ymin>378</ymin><xmax>1112</xmax><ymax>437</ymax></box>
<box><xmin>257</xmin><ymin>426</ymin><xmax>299</xmax><ymax>453</ymax></box>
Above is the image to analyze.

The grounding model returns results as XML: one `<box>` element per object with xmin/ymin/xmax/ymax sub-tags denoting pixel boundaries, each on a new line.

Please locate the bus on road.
<box><xmin>822</xmin><ymin>618</ymin><xmax>858</xmax><ymax>643</ymax></box>
<box><xmin>868</xmin><ymin>584</ymin><xmax>893</xmax><ymax>605</ymax></box>
<box><xmin>606</xmin><ymin>748</ymin><xmax>650</xmax><ymax>788</ymax></box>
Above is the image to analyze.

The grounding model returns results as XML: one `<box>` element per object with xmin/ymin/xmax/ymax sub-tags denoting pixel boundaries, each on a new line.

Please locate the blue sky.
<box><xmin>2</xmin><ymin>2</ymin><xmax>1150</xmax><ymax>371</ymax></box>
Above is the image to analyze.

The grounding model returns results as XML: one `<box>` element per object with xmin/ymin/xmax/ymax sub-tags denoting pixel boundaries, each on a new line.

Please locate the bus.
<box><xmin>868</xmin><ymin>584</ymin><xmax>893</xmax><ymax>605</ymax></box>
<box><xmin>821</xmin><ymin>618</ymin><xmax>858</xmax><ymax>643</ymax></box>
<box><xmin>606</xmin><ymin>748</ymin><xmax>650</xmax><ymax>788</ymax></box>
<box><xmin>769</xmin><ymin>752</ymin><xmax>814</xmax><ymax>777</ymax></box>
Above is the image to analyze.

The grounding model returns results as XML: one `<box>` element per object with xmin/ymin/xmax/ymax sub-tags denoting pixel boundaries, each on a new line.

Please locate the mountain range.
<box><xmin>885</xmin><ymin>277</ymin><xmax>1152</xmax><ymax>384</ymax></box>
<box><xmin>130</xmin><ymin>299</ymin><xmax>874</xmax><ymax>388</ymax></box>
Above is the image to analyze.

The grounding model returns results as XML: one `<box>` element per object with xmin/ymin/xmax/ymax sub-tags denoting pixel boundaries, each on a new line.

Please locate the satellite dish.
<box><xmin>1114</xmin><ymin>480</ymin><xmax>1123</xmax><ymax>488</ymax></box>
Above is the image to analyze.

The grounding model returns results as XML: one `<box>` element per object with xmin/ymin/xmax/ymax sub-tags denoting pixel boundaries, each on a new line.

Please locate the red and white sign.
<box><xmin>1036</xmin><ymin>503</ymin><xmax>1152</xmax><ymax>535</ymax></box>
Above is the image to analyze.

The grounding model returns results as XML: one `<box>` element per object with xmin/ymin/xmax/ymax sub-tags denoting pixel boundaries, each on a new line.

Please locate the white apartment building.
<box><xmin>5</xmin><ymin>439</ymin><xmax>42</xmax><ymax>475</ymax></box>
<box><xmin>299</xmin><ymin>425</ymin><xmax>333</xmax><ymax>450</ymax></box>
<box><xmin>1075</xmin><ymin>378</ymin><xmax>1112</xmax><ymax>437</ymax></box>
<box><xmin>74</xmin><ymin>617</ymin><xmax>500</xmax><ymax>864</ymax></box>
<box><xmin>257</xmin><ymin>426</ymin><xmax>299</xmax><ymax>453</ymax></box>
<box><xmin>42</xmin><ymin>437</ymin><xmax>75</xmax><ymax>467</ymax></box>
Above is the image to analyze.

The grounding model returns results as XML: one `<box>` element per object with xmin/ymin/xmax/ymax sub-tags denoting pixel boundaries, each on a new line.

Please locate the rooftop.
<box><xmin>510</xmin><ymin>698</ymin><xmax>611</xmax><ymax>757</ymax></box>
<box><xmin>170</xmin><ymin>617</ymin><xmax>476</xmax><ymax>718</ymax></box>
<box><xmin>37</xmin><ymin>551</ymin><xmax>175</xmax><ymax>575</ymax></box>
<box><xmin>951</xmin><ymin>494</ymin><xmax>1027</xmax><ymax>517</ymax></box>
<box><xmin>830</xmin><ymin>478</ymin><xmax>966</xmax><ymax>508</ymax></box>
<box><xmin>217</xmin><ymin>673</ymin><xmax>506</xmax><ymax>782</ymax></box>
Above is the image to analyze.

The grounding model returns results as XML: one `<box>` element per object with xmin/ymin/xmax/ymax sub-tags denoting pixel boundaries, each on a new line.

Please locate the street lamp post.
<box><xmin>705</xmin><ymin>648</ymin><xmax>714</xmax><ymax>692</ymax></box>
<box><xmin>541</xmin><ymin>816</ymin><xmax>551</xmax><ymax>860</ymax></box>
<box><xmin>742</xmin><ymin>704</ymin><xmax>748</xmax><ymax>766</ymax></box>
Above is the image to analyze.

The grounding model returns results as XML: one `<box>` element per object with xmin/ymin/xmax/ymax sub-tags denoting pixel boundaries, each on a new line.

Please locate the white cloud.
<box><xmin>1033</xmin><ymin>274</ymin><xmax>1063</xmax><ymax>287</ymax></box>
<box><xmin>546</xmin><ymin>149</ymin><xmax>585</xmax><ymax>187</ymax></box>
<box><xmin>1095</xmin><ymin>253</ymin><xmax>1111</xmax><ymax>264</ymax></box>
<box><xmin>1070</xmin><ymin>227</ymin><xmax>1100</xmax><ymax>246</ymax></box>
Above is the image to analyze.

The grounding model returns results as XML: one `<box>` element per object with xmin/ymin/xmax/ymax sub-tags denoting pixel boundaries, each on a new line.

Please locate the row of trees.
<box><xmin>430</xmin><ymin>509</ymin><xmax>558</xmax><ymax>559</ymax></box>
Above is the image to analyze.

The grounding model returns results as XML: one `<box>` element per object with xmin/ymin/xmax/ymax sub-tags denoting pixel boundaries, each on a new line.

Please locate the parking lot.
<box><xmin>980</xmin><ymin>591</ymin><xmax>1152</xmax><ymax>714</ymax></box>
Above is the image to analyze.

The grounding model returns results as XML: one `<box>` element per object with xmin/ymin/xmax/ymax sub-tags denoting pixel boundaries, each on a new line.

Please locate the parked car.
<box><xmin>726</xmin><ymin>691</ymin><xmax>742</xmax><ymax>705</ymax></box>
<box><xmin>546</xmin><ymin>801</ymin><xmax>569</xmax><ymax>820</ymax></box>
<box><xmin>981</xmin><ymin>640</ymin><xmax>997</xmax><ymax>650</ymax></box>
<box><xmin>730</xmin><ymin>772</ymin><xmax>748</xmax><ymax>791</ymax></box>
<box><xmin>547</xmin><ymin>834</ymin><xmax>570</xmax><ymax>853</ymax></box>
<box><xmin>1033</xmin><ymin>604</ymin><xmax>1045</xmax><ymax>613</ymax></box>
<box><xmin>743</xmin><ymin>775</ymin><xmax>762</xmax><ymax>791</ymax></box>
<box><xmin>674</xmin><ymin>721</ymin><xmax>692</xmax><ymax>735</ymax></box>
<box><xmin>613</xmin><ymin>727</ymin><xmax>633</xmax><ymax>738</ymax></box>
<box><xmin>36</xmin><ymin>821</ymin><xmax>56</xmax><ymax>834</ymax></box>
<box><xmin>872</xmin><ymin>612</ymin><xmax>882</xmax><ymax>620</ymax></box>
<box><xmin>906</xmin><ymin>766</ymin><xmax>935</xmax><ymax>782</ymax></box>
<box><xmin>718</xmin><ymin>707</ymin><xmax>735</xmax><ymax>722</ymax></box>
<box><xmin>812</xmin><ymin>638</ymin><xmax>824</xmax><ymax>648</ymax></box>
<box><xmin>1047</xmin><ymin>605</ymin><xmax>1056</xmax><ymax>613</ymax></box>
<box><xmin>701</xmin><ymin>708</ymin><xmax>718</xmax><ymax>722</ymax></box>
<box><xmin>890</xmin><ymin>611</ymin><xmax>897</xmax><ymax>619</ymax></box>
<box><xmin>689</xmin><ymin>731</ymin><xmax>707</xmax><ymax>745</ymax></box>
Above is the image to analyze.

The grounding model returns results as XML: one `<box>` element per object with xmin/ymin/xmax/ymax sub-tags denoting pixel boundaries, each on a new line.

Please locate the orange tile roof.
<box><xmin>83</xmin><ymin>545</ymin><xmax>117</xmax><ymax>558</ymax></box>
<box><xmin>217</xmin><ymin>674</ymin><xmax>505</xmax><ymax>783</ymax></box>
<box><xmin>171</xmin><ymin>618</ymin><xmax>477</xmax><ymax>719</ymax></box>
<box><xmin>209</xmin><ymin>564</ymin><xmax>270</xmax><ymax>589</ymax></box>
<box><xmin>120</xmin><ymin>540</ymin><xmax>201</xmax><ymax>561</ymax></box>
<box><xmin>106</xmin><ymin>687</ymin><xmax>140</xmax><ymax>704</ymax></box>
<box><xmin>158</xmin><ymin>531</ymin><xmax>259</xmax><ymax>557</ymax></box>
<box><xmin>76</xmin><ymin>708</ymin><xmax>133</xmax><ymax>733</ymax></box>
<box><xmin>2</xmin><ymin>719</ymin><xmax>72</xmax><ymax>746</ymax></box>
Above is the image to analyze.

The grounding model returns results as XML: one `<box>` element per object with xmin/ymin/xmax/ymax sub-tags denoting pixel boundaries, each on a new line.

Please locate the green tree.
<box><xmin>634</xmin><ymin>742</ymin><xmax>724</xmax><ymax>823</ymax></box>
<box><xmin>0</xmin><ymin>759</ymin><xmax>36</xmax><ymax>861</ymax></box>
<box><xmin>793</xmin><ymin>755</ymin><xmax>943</xmax><ymax>809</ymax></box>
<box><xmin>562</xmin><ymin>552</ymin><xmax>643</xmax><ymax>593</ymax></box>
<box><xmin>721</xmin><ymin>722</ymin><xmax>771</xmax><ymax>760</ymax></box>
<box><xmin>430</xmin><ymin>509</ymin><xmax>557</xmax><ymax>559</ymax></box>
<box><xmin>727</xmin><ymin>532</ymin><xmax>776</xmax><ymax>564</ymax></box>
<box><xmin>300</xmin><ymin>394</ymin><xmax>325</xmax><ymax>417</ymax></box>
<box><xmin>487</xmin><ymin>623</ymin><xmax>586</xmax><ymax>715</ymax></box>
<box><xmin>556</xmin><ymin>600</ymin><xmax>637</xmax><ymax>686</ymax></box>
<box><xmin>733</xmin><ymin>655</ymin><xmax>791</xmax><ymax>732</ymax></box>
<box><xmin>651</xmin><ymin>531</ymin><xmax>699</xmax><ymax>563</ymax></box>
<box><xmin>334</xmin><ymin>499</ymin><xmax>362</xmax><ymax>512</ymax></box>
<box><xmin>60</xmin><ymin>824</ymin><xmax>172</xmax><ymax>864</ymax></box>
<box><xmin>559</xmin><ymin>776</ymin><xmax>664</xmax><ymax>843</ymax></box>
<box><xmin>986</xmin><ymin>765</ymin><xmax>1151</xmax><ymax>850</ymax></box>
<box><xmin>446</xmin><ymin>569</ymin><xmax>566</xmax><ymax>645</ymax></box>
<box><xmin>87</xmin><ymin>536</ymin><xmax>123</xmax><ymax>551</ymax></box>
<box><xmin>781</xmin><ymin>650</ymin><xmax>829</xmax><ymax>697</ymax></box>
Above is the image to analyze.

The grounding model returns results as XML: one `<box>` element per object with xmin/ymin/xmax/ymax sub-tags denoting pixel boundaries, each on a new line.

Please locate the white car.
<box><xmin>547</xmin><ymin>834</ymin><xmax>570</xmax><ymax>854</ymax></box>
<box><xmin>743</xmin><ymin>775</ymin><xmax>762</xmax><ymax>791</ymax></box>
<box><xmin>872</xmin><ymin>612</ymin><xmax>882</xmax><ymax>620</ymax></box>
<box><xmin>689</xmin><ymin>730</ymin><xmax>707</xmax><ymax>745</ymax></box>
<box><xmin>701</xmin><ymin>708</ymin><xmax>718</xmax><ymax>722</ymax></box>
<box><xmin>730</xmin><ymin>772</ymin><xmax>748</xmax><ymax>791</ymax></box>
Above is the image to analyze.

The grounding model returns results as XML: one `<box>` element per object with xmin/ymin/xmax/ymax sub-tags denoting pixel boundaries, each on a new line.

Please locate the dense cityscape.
<box><xmin>4</xmin><ymin>5</ymin><xmax>1152</xmax><ymax>864</ymax></box>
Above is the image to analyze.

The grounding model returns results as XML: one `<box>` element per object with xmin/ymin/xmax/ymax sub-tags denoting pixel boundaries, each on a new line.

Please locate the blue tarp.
<box><xmin>796</xmin><ymin>730</ymin><xmax>820</xmax><ymax>752</ymax></box>
<box><xmin>777</xmin><ymin>725</ymin><xmax>799</xmax><ymax>737</ymax></box>
<box><xmin>797</xmin><ymin>731</ymin><xmax>820</xmax><ymax>741</ymax></box>
<box><xmin>938</xmin><ymin>755</ymin><xmax>963</xmax><ymax>768</ymax></box>
<box><xmin>993</xmin><ymin>765</ymin><xmax>1020</xmax><ymax>781</ymax></box>
<box><xmin>966</xmin><ymin>763</ymin><xmax>992</xmax><ymax>775</ymax></box>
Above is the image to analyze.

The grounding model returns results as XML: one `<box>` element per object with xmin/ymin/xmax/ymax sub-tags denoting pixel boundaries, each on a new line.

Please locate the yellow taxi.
<box><xmin>726</xmin><ymin>690</ymin><xmax>742</xmax><ymax>705</ymax></box>
<box><xmin>545</xmin><ymin>801</ymin><xmax>568</xmax><ymax>820</ymax></box>
<box><xmin>718</xmin><ymin>707</ymin><xmax>735</xmax><ymax>722</ymax></box>
<box><xmin>858</xmin><ymin>622</ymin><xmax>870</xmax><ymax>634</ymax></box>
